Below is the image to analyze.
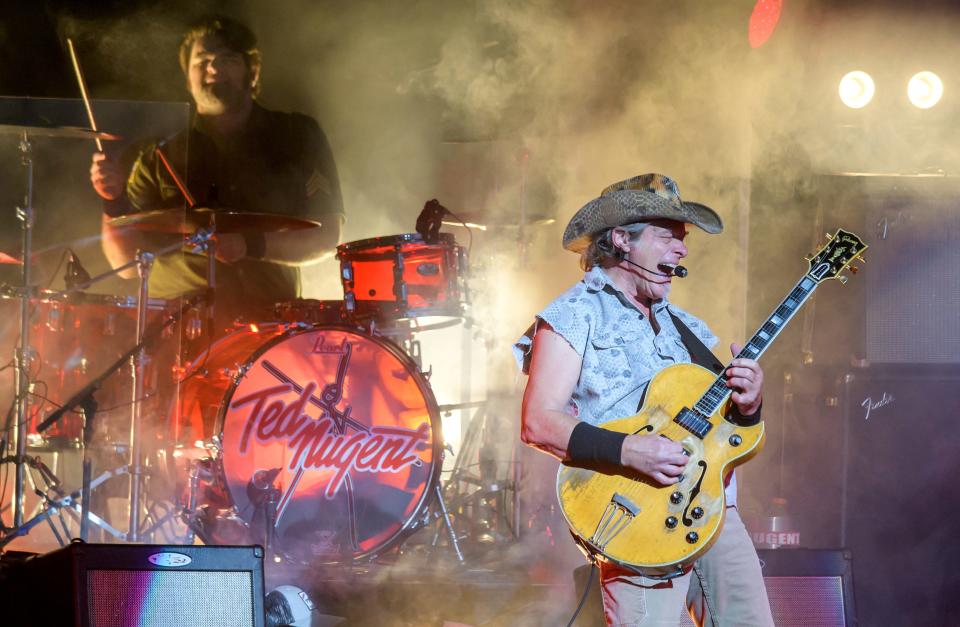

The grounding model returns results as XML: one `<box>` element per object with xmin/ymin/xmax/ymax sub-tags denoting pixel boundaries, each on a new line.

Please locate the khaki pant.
<box><xmin>599</xmin><ymin>508</ymin><xmax>774</xmax><ymax>627</ymax></box>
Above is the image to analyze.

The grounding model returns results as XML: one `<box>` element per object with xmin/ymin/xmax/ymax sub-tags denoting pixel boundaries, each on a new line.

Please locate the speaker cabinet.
<box><xmin>837</xmin><ymin>369</ymin><xmax>960</xmax><ymax>627</ymax></box>
<box><xmin>750</xmin><ymin>549</ymin><xmax>855</xmax><ymax>627</ymax></box>
<box><xmin>573</xmin><ymin>549</ymin><xmax>856</xmax><ymax>626</ymax></box>
<box><xmin>1</xmin><ymin>543</ymin><xmax>265</xmax><ymax>627</ymax></box>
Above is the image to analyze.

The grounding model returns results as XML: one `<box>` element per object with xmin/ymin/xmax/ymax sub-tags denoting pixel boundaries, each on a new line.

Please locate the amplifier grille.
<box><xmin>87</xmin><ymin>570</ymin><xmax>255</xmax><ymax>627</ymax></box>
<box><xmin>678</xmin><ymin>573</ymin><xmax>849</xmax><ymax>626</ymax></box>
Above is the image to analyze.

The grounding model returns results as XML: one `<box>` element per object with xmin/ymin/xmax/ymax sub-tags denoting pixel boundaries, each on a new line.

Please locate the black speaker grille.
<box><xmin>678</xmin><ymin>573</ymin><xmax>850</xmax><ymax>626</ymax></box>
<box><xmin>765</xmin><ymin>576</ymin><xmax>847</xmax><ymax>626</ymax></box>
<box><xmin>865</xmin><ymin>196</ymin><xmax>960</xmax><ymax>363</ymax></box>
<box><xmin>87</xmin><ymin>570</ymin><xmax>255</xmax><ymax>627</ymax></box>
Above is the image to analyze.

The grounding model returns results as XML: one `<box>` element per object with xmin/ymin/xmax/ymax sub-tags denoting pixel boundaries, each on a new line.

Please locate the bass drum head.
<box><xmin>217</xmin><ymin>325</ymin><xmax>442</xmax><ymax>562</ymax></box>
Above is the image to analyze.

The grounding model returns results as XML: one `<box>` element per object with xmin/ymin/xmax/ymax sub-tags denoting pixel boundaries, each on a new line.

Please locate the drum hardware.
<box><xmin>427</xmin><ymin>483</ymin><xmax>465</xmax><ymax>563</ymax></box>
<box><xmin>439</xmin><ymin>400</ymin><xmax>522</xmax><ymax>551</ymax></box>
<box><xmin>22</xmin><ymin>289</ymin><xmax>204</xmax><ymax>543</ymax></box>
<box><xmin>245</xmin><ymin>468</ymin><xmax>283</xmax><ymax>560</ymax></box>
<box><xmin>2</xmin><ymin>113</ymin><xmax>121</xmax><ymax>532</ymax></box>
<box><xmin>0</xmin><ymin>241</ymin><xmax>206</xmax><ymax>546</ymax></box>
<box><xmin>0</xmin><ymin>460</ymin><xmax>126</xmax><ymax>549</ymax></box>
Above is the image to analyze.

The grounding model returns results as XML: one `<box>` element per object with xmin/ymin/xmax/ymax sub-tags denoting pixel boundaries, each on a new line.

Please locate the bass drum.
<box><xmin>172</xmin><ymin>323</ymin><xmax>443</xmax><ymax>562</ymax></box>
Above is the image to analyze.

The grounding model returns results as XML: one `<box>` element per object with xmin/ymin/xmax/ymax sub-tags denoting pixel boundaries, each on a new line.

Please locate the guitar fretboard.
<box><xmin>692</xmin><ymin>274</ymin><xmax>820</xmax><ymax>417</ymax></box>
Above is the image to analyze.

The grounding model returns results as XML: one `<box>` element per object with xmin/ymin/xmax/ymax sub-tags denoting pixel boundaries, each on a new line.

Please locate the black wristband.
<box><xmin>567</xmin><ymin>421</ymin><xmax>627</xmax><ymax>466</ymax></box>
<box><xmin>730</xmin><ymin>400</ymin><xmax>762</xmax><ymax>426</ymax></box>
<box><xmin>243</xmin><ymin>232</ymin><xmax>267</xmax><ymax>259</ymax></box>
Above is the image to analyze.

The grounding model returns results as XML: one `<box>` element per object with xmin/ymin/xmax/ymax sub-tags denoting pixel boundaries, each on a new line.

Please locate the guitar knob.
<box><xmin>686</xmin><ymin>531</ymin><xmax>699</xmax><ymax>544</ymax></box>
<box><xmin>670</xmin><ymin>491</ymin><xmax>683</xmax><ymax>504</ymax></box>
<box><xmin>728</xmin><ymin>434</ymin><xmax>742</xmax><ymax>447</ymax></box>
<box><xmin>691</xmin><ymin>507</ymin><xmax>704</xmax><ymax>519</ymax></box>
<box><xmin>665</xmin><ymin>516</ymin><xmax>678</xmax><ymax>529</ymax></box>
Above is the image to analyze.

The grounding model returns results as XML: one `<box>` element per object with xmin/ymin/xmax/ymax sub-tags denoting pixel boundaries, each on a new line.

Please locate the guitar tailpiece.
<box><xmin>590</xmin><ymin>492</ymin><xmax>640</xmax><ymax>552</ymax></box>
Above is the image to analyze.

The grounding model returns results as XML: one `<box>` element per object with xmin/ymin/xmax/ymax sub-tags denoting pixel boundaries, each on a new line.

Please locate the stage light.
<box><xmin>907</xmin><ymin>71</ymin><xmax>943</xmax><ymax>109</ymax></box>
<box><xmin>748</xmin><ymin>0</ymin><xmax>783</xmax><ymax>49</ymax></box>
<box><xmin>838</xmin><ymin>71</ymin><xmax>875</xmax><ymax>109</ymax></box>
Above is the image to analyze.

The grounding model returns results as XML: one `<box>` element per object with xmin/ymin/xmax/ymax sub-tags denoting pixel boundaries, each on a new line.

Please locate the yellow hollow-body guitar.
<box><xmin>557</xmin><ymin>229</ymin><xmax>867</xmax><ymax>578</ymax></box>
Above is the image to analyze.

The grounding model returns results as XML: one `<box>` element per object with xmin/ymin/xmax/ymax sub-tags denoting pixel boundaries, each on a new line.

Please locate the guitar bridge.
<box><xmin>590</xmin><ymin>493</ymin><xmax>640</xmax><ymax>552</ymax></box>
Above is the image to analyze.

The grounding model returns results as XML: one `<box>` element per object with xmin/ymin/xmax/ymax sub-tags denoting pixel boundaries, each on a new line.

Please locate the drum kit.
<box><xmin>0</xmin><ymin>121</ymin><xmax>475</xmax><ymax>564</ymax></box>
<box><xmin>0</xmin><ymin>38</ymin><xmax>533</xmax><ymax>563</ymax></box>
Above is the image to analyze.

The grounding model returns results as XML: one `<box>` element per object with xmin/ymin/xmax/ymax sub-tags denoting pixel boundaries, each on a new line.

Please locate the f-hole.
<box><xmin>681</xmin><ymin>461</ymin><xmax>708</xmax><ymax>526</ymax></box>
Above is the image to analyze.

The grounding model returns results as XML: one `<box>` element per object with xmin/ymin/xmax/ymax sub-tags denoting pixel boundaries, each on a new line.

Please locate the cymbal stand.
<box><xmin>10</xmin><ymin>130</ymin><xmax>35</xmax><ymax>530</ymax></box>
<box><xmin>128</xmin><ymin>230</ymin><xmax>210</xmax><ymax>541</ymax></box>
<box><xmin>125</xmin><ymin>250</ymin><xmax>153</xmax><ymax>542</ymax></box>
<box><xmin>206</xmin><ymin>216</ymin><xmax>216</xmax><ymax>339</ymax></box>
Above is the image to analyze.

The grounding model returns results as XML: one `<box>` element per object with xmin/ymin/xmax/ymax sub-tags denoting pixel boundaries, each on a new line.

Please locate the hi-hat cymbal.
<box><xmin>0</xmin><ymin>123</ymin><xmax>120</xmax><ymax>141</ymax></box>
<box><xmin>106</xmin><ymin>207</ymin><xmax>320</xmax><ymax>234</ymax></box>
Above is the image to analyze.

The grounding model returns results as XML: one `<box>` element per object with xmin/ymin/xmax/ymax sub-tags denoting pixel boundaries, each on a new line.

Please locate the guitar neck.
<box><xmin>693</xmin><ymin>273</ymin><xmax>821</xmax><ymax>416</ymax></box>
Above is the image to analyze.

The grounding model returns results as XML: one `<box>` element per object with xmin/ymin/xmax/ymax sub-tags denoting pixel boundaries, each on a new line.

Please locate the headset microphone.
<box><xmin>621</xmin><ymin>256</ymin><xmax>688</xmax><ymax>278</ymax></box>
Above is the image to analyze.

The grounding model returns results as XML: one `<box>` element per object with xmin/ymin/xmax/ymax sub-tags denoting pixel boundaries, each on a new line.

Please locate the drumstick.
<box><xmin>66</xmin><ymin>38</ymin><xmax>102</xmax><ymax>152</ymax></box>
<box><xmin>155</xmin><ymin>146</ymin><xmax>197</xmax><ymax>208</ymax></box>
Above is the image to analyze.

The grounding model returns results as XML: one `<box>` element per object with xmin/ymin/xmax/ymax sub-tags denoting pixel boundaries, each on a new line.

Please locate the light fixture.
<box><xmin>838</xmin><ymin>71</ymin><xmax>875</xmax><ymax>109</ymax></box>
<box><xmin>748</xmin><ymin>0</ymin><xmax>784</xmax><ymax>49</ymax></box>
<box><xmin>907</xmin><ymin>71</ymin><xmax>943</xmax><ymax>109</ymax></box>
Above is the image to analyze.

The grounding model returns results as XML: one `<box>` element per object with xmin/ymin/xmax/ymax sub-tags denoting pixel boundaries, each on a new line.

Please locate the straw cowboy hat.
<box><xmin>562</xmin><ymin>173</ymin><xmax>723</xmax><ymax>253</ymax></box>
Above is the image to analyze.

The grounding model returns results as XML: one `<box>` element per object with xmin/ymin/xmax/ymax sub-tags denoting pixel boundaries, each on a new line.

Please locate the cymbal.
<box><xmin>442</xmin><ymin>211</ymin><xmax>555</xmax><ymax>230</ymax></box>
<box><xmin>106</xmin><ymin>207</ymin><xmax>320</xmax><ymax>234</ymax></box>
<box><xmin>0</xmin><ymin>123</ymin><xmax>120</xmax><ymax>141</ymax></box>
<box><xmin>0</xmin><ymin>252</ymin><xmax>22</xmax><ymax>265</ymax></box>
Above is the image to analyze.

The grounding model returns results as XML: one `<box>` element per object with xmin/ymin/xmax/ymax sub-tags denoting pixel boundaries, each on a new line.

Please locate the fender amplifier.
<box><xmin>573</xmin><ymin>548</ymin><xmax>856</xmax><ymax>626</ymax></box>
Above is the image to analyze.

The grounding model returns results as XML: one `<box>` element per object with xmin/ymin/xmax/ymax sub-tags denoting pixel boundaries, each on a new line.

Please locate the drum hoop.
<box><xmin>32</xmin><ymin>289</ymin><xmax>169</xmax><ymax>310</ymax></box>
<box><xmin>212</xmin><ymin>323</ymin><xmax>444</xmax><ymax>562</ymax></box>
<box><xmin>336</xmin><ymin>232</ymin><xmax>455</xmax><ymax>255</ymax></box>
<box><xmin>354</xmin><ymin>303</ymin><xmax>465</xmax><ymax>322</ymax></box>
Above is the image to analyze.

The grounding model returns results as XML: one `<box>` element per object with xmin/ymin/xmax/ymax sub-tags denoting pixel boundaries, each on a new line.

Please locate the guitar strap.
<box><xmin>667</xmin><ymin>309</ymin><xmax>724</xmax><ymax>375</ymax></box>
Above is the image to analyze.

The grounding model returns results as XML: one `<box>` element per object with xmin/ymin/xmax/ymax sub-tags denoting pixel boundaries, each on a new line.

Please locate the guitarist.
<box><xmin>515</xmin><ymin>173</ymin><xmax>773</xmax><ymax>626</ymax></box>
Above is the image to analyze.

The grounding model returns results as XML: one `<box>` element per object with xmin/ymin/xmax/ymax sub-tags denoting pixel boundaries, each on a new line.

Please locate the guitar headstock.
<box><xmin>806</xmin><ymin>228</ymin><xmax>868</xmax><ymax>284</ymax></box>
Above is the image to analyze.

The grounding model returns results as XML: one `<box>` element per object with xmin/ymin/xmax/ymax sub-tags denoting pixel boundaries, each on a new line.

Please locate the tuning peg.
<box><xmin>850</xmin><ymin>266</ymin><xmax>859</xmax><ymax>274</ymax></box>
<box><xmin>838</xmin><ymin>275</ymin><xmax>849</xmax><ymax>285</ymax></box>
<box><xmin>857</xmin><ymin>255</ymin><xmax>867</xmax><ymax>264</ymax></box>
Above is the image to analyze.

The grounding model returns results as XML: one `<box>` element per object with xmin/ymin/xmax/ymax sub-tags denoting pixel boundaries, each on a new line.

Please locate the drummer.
<box><xmin>89</xmin><ymin>15</ymin><xmax>344</xmax><ymax>327</ymax></box>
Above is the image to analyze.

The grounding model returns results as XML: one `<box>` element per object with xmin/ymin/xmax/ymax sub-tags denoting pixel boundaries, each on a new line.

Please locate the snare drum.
<box><xmin>337</xmin><ymin>233</ymin><xmax>468</xmax><ymax>320</ymax></box>
<box><xmin>172</xmin><ymin>323</ymin><xmax>443</xmax><ymax>562</ymax></box>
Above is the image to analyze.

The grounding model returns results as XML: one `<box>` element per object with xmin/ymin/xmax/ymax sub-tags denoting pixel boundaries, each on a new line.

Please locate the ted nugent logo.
<box><xmin>229</xmin><ymin>338</ymin><xmax>430</xmax><ymax>500</ymax></box>
<box><xmin>232</xmin><ymin>383</ymin><xmax>430</xmax><ymax>499</ymax></box>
